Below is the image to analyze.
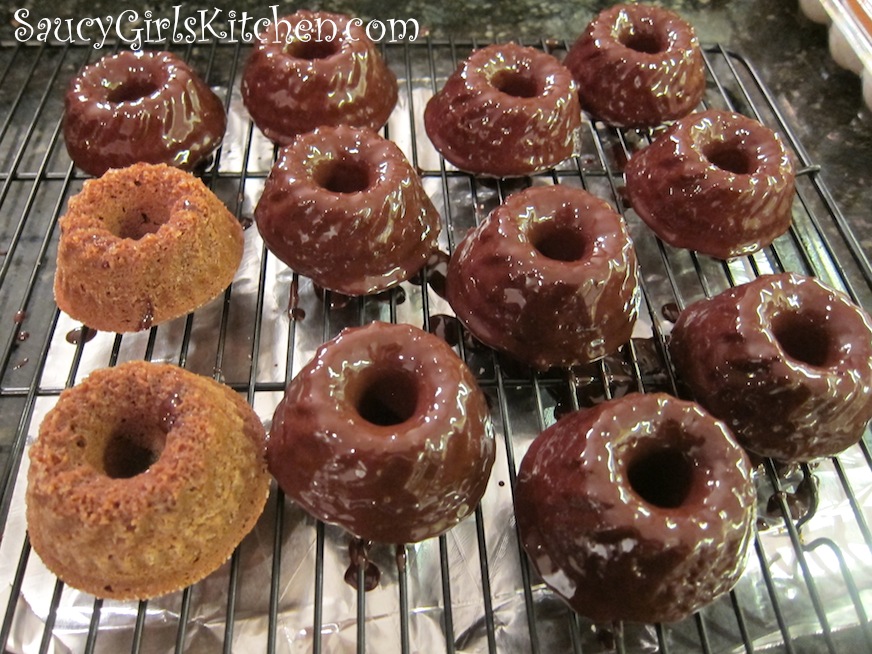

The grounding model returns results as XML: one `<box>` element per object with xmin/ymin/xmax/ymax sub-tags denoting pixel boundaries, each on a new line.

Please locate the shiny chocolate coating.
<box><xmin>515</xmin><ymin>392</ymin><xmax>756</xmax><ymax>624</ymax></box>
<box><xmin>241</xmin><ymin>10</ymin><xmax>398</xmax><ymax>144</ymax></box>
<box><xmin>446</xmin><ymin>185</ymin><xmax>639</xmax><ymax>369</ymax></box>
<box><xmin>267</xmin><ymin>322</ymin><xmax>495</xmax><ymax>544</ymax></box>
<box><xmin>255</xmin><ymin>125</ymin><xmax>440</xmax><ymax>296</ymax></box>
<box><xmin>625</xmin><ymin>109</ymin><xmax>796</xmax><ymax>260</ymax></box>
<box><xmin>424</xmin><ymin>43</ymin><xmax>582</xmax><ymax>177</ymax></box>
<box><xmin>564</xmin><ymin>4</ymin><xmax>706</xmax><ymax>127</ymax></box>
<box><xmin>670</xmin><ymin>273</ymin><xmax>872</xmax><ymax>462</ymax></box>
<box><xmin>64</xmin><ymin>51</ymin><xmax>226</xmax><ymax>177</ymax></box>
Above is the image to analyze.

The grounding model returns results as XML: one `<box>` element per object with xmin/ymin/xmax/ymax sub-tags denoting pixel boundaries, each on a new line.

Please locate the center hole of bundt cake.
<box><xmin>772</xmin><ymin>310</ymin><xmax>834</xmax><ymax>367</ymax></box>
<box><xmin>702</xmin><ymin>142</ymin><xmax>753</xmax><ymax>175</ymax></box>
<box><xmin>355</xmin><ymin>367</ymin><xmax>419</xmax><ymax>427</ymax></box>
<box><xmin>107</xmin><ymin>77</ymin><xmax>161</xmax><ymax>103</ymax></box>
<box><xmin>628</xmin><ymin>446</ymin><xmax>694</xmax><ymax>509</ymax></box>
<box><xmin>314</xmin><ymin>159</ymin><xmax>371</xmax><ymax>194</ymax></box>
<box><xmin>103</xmin><ymin>428</ymin><xmax>166</xmax><ymax>479</ymax></box>
<box><xmin>286</xmin><ymin>38</ymin><xmax>341</xmax><ymax>60</ymax></box>
<box><xmin>620</xmin><ymin>28</ymin><xmax>666</xmax><ymax>54</ymax></box>
<box><xmin>491</xmin><ymin>69</ymin><xmax>540</xmax><ymax>98</ymax></box>
<box><xmin>531</xmin><ymin>221</ymin><xmax>588</xmax><ymax>262</ymax></box>
<box><xmin>117</xmin><ymin>206</ymin><xmax>171</xmax><ymax>240</ymax></box>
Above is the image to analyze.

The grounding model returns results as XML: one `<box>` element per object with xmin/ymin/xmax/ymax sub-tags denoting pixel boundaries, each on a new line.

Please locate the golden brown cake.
<box><xmin>54</xmin><ymin>163</ymin><xmax>244</xmax><ymax>332</ymax></box>
<box><xmin>26</xmin><ymin>361</ymin><xmax>271</xmax><ymax>600</ymax></box>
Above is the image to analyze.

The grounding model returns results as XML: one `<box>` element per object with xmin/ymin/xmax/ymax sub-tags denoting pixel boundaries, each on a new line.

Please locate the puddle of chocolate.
<box><xmin>661</xmin><ymin>302</ymin><xmax>681</xmax><ymax>323</ymax></box>
<box><xmin>66</xmin><ymin>326</ymin><xmax>97</xmax><ymax>345</ymax></box>
<box><xmin>410</xmin><ymin>250</ymin><xmax>450</xmax><ymax>300</ymax></box>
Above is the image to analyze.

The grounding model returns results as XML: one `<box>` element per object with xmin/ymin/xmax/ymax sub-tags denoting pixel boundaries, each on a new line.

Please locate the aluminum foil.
<box><xmin>0</xmin><ymin>40</ymin><xmax>870</xmax><ymax>654</ymax></box>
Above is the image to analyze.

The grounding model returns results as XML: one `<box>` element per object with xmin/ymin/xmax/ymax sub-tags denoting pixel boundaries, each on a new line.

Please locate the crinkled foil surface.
<box><xmin>0</xmin><ymin>40</ymin><xmax>870</xmax><ymax>653</ymax></box>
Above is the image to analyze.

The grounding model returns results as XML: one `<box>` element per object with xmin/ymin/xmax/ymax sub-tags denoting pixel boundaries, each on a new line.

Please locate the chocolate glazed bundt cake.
<box><xmin>64</xmin><ymin>50</ymin><xmax>226</xmax><ymax>176</ymax></box>
<box><xmin>267</xmin><ymin>322</ymin><xmax>495</xmax><ymax>544</ymax></box>
<box><xmin>515</xmin><ymin>393</ymin><xmax>756</xmax><ymax>623</ymax></box>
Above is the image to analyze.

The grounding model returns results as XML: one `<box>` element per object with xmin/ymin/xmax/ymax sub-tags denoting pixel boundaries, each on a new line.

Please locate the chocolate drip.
<box><xmin>138</xmin><ymin>301</ymin><xmax>155</xmax><ymax>332</ymax></box>
<box><xmin>661</xmin><ymin>302</ymin><xmax>681</xmax><ymax>323</ymax></box>
<box><xmin>160</xmin><ymin>393</ymin><xmax>182</xmax><ymax>433</ymax></box>
<box><xmin>287</xmin><ymin>276</ymin><xmax>305</xmax><ymax>321</ymax></box>
<box><xmin>344</xmin><ymin>538</ymin><xmax>380</xmax><ymax>592</ymax></box>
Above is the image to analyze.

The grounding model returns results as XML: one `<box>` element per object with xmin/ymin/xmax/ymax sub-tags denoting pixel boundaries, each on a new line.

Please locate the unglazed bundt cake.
<box><xmin>446</xmin><ymin>185</ymin><xmax>639</xmax><ymax>369</ymax></box>
<box><xmin>26</xmin><ymin>361</ymin><xmax>270</xmax><ymax>600</ymax></box>
<box><xmin>515</xmin><ymin>392</ymin><xmax>756</xmax><ymax>623</ymax></box>
<box><xmin>670</xmin><ymin>273</ymin><xmax>872</xmax><ymax>461</ymax></box>
<box><xmin>564</xmin><ymin>3</ymin><xmax>706</xmax><ymax>127</ymax></box>
<box><xmin>267</xmin><ymin>321</ymin><xmax>494</xmax><ymax>544</ymax></box>
<box><xmin>624</xmin><ymin>109</ymin><xmax>796</xmax><ymax>259</ymax></box>
<box><xmin>424</xmin><ymin>43</ymin><xmax>582</xmax><ymax>177</ymax></box>
<box><xmin>54</xmin><ymin>163</ymin><xmax>244</xmax><ymax>333</ymax></box>
<box><xmin>64</xmin><ymin>50</ymin><xmax>226</xmax><ymax>176</ymax></box>
<box><xmin>242</xmin><ymin>10</ymin><xmax>398</xmax><ymax>144</ymax></box>
<box><xmin>255</xmin><ymin>125</ymin><xmax>440</xmax><ymax>295</ymax></box>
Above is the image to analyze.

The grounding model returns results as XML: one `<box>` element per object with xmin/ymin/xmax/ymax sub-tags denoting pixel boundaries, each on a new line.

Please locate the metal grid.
<box><xmin>0</xmin><ymin>36</ymin><xmax>870</xmax><ymax>653</ymax></box>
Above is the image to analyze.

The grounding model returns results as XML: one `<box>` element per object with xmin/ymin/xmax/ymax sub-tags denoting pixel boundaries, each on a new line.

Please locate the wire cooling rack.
<box><xmin>0</xmin><ymin>36</ymin><xmax>871</xmax><ymax>654</ymax></box>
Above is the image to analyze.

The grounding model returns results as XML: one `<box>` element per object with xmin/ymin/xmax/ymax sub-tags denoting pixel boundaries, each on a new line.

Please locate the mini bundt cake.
<box><xmin>515</xmin><ymin>392</ymin><xmax>756</xmax><ymax>623</ymax></box>
<box><xmin>64</xmin><ymin>50</ymin><xmax>226</xmax><ymax>177</ymax></box>
<box><xmin>624</xmin><ymin>109</ymin><xmax>796</xmax><ymax>259</ymax></box>
<box><xmin>255</xmin><ymin>125</ymin><xmax>440</xmax><ymax>295</ymax></box>
<box><xmin>446</xmin><ymin>185</ymin><xmax>639</xmax><ymax>369</ymax></box>
<box><xmin>54</xmin><ymin>163</ymin><xmax>244</xmax><ymax>333</ymax></box>
<box><xmin>268</xmin><ymin>321</ymin><xmax>495</xmax><ymax>544</ymax></box>
<box><xmin>564</xmin><ymin>4</ymin><xmax>706</xmax><ymax>127</ymax></box>
<box><xmin>670</xmin><ymin>273</ymin><xmax>872</xmax><ymax>462</ymax></box>
<box><xmin>26</xmin><ymin>361</ymin><xmax>270</xmax><ymax>600</ymax></box>
<box><xmin>424</xmin><ymin>43</ymin><xmax>582</xmax><ymax>177</ymax></box>
<box><xmin>242</xmin><ymin>10</ymin><xmax>398</xmax><ymax>144</ymax></box>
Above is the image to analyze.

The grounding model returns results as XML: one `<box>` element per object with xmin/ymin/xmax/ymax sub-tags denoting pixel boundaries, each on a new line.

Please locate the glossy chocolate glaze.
<box><xmin>424</xmin><ymin>43</ymin><xmax>582</xmax><ymax>177</ymax></box>
<box><xmin>255</xmin><ymin>125</ymin><xmax>440</xmax><ymax>296</ymax></box>
<box><xmin>670</xmin><ymin>273</ymin><xmax>872</xmax><ymax>461</ymax></box>
<box><xmin>515</xmin><ymin>392</ymin><xmax>756</xmax><ymax>624</ymax></box>
<box><xmin>446</xmin><ymin>185</ymin><xmax>639</xmax><ymax>370</ymax></box>
<box><xmin>242</xmin><ymin>10</ymin><xmax>398</xmax><ymax>144</ymax></box>
<box><xmin>564</xmin><ymin>4</ymin><xmax>705</xmax><ymax>128</ymax></box>
<box><xmin>267</xmin><ymin>321</ymin><xmax>495</xmax><ymax>544</ymax></box>
<box><xmin>64</xmin><ymin>51</ymin><xmax>226</xmax><ymax>177</ymax></box>
<box><xmin>625</xmin><ymin>109</ymin><xmax>796</xmax><ymax>259</ymax></box>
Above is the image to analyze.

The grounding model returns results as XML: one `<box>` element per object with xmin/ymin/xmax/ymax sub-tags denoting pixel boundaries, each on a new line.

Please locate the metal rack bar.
<box><xmin>763</xmin><ymin>460</ymin><xmax>837</xmax><ymax>653</ymax></box>
<box><xmin>83</xmin><ymin>598</ymin><xmax>102</xmax><ymax>654</ymax></box>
